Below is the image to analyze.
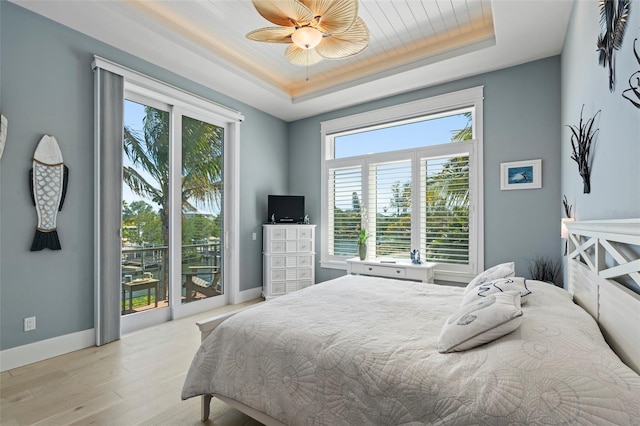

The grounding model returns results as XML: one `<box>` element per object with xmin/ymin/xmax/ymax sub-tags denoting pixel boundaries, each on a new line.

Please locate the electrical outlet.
<box><xmin>24</xmin><ymin>316</ymin><xmax>36</xmax><ymax>332</ymax></box>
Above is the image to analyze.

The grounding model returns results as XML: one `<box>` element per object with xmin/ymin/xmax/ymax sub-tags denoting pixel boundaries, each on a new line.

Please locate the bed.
<box><xmin>182</xmin><ymin>219</ymin><xmax>640</xmax><ymax>425</ymax></box>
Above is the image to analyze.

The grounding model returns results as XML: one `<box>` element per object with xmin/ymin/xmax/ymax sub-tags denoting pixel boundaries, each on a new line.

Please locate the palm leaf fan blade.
<box><xmin>246</xmin><ymin>27</ymin><xmax>295</xmax><ymax>43</ymax></box>
<box><xmin>251</xmin><ymin>0</ymin><xmax>314</xmax><ymax>27</ymax></box>
<box><xmin>285</xmin><ymin>44</ymin><xmax>324</xmax><ymax>65</ymax></box>
<box><xmin>316</xmin><ymin>17</ymin><xmax>368</xmax><ymax>59</ymax></box>
<box><xmin>303</xmin><ymin>0</ymin><xmax>359</xmax><ymax>35</ymax></box>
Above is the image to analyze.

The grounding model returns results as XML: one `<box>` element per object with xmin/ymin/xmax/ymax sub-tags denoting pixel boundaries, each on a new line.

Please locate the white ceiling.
<box><xmin>12</xmin><ymin>0</ymin><xmax>574</xmax><ymax>122</ymax></box>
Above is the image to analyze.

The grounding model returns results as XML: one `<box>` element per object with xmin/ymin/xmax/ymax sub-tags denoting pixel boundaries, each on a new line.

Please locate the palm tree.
<box><xmin>123</xmin><ymin>106</ymin><xmax>223</xmax><ymax>301</ymax></box>
<box><xmin>425</xmin><ymin>113</ymin><xmax>472</xmax><ymax>264</ymax></box>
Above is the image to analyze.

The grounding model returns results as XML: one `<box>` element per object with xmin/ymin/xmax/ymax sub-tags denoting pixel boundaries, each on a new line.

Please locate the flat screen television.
<box><xmin>267</xmin><ymin>195</ymin><xmax>305</xmax><ymax>224</ymax></box>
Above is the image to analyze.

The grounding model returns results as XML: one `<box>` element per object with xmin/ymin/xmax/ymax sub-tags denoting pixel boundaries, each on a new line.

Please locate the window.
<box><xmin>321</xmin><ymin>87</ymin><xmax>483</xmax><ymax>282</ymax></box>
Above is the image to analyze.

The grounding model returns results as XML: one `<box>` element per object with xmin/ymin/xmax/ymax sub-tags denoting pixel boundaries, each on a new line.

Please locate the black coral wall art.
<box><xmin>622</xmin><ymin>38</ymin><xmax>640</xmax><ymax>108</ymax></box>
<box><xmin>567</xmin><ymin>106</ymin><xmax>601</xmax><ymax>194</ymax></box>
<box><xmin>597</xmin><ymin>0</ymin><xmax>631</xmax><ymax>91</ymax></box>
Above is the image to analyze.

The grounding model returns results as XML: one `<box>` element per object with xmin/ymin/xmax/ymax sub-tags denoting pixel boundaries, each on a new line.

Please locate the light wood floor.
<box><xmin>0</xmin><ymin>301</ymin><xmax>264</xmax><ymax>426</ymax></box>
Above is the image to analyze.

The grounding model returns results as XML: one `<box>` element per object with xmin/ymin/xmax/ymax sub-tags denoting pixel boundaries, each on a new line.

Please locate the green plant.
<box><xmin>357</xmin><ymin>227</ymin><xmax>370</xmax><ymax>245</ymax></box>
<box><xmin>528</xmin><ymin>256</ymin><xmax>562</xmax><ymax>287</ymax></box>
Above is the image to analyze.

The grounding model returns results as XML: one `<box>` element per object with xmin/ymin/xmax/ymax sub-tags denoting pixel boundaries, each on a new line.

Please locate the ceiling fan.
<box><xmin>246</xmin><ymin>0</ymin><xmax>369</xmax><ymax>66</ymax></box>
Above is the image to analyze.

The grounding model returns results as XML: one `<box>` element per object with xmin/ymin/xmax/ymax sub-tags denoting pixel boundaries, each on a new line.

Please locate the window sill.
<box><xmin>320</xmin><ymin>259</ymin><xmax>348</xmax><ymax>270</ymax></box>
<box><xmin>321</xmin><ymin>258</ymin><xmax>474</xmax><ymax>283</ymax></box>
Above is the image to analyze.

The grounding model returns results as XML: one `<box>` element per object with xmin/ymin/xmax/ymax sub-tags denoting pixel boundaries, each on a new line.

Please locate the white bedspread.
<box><xmin>182</xmin><ymin>275</ymin><xmax>640</xmax><ymax>425</ymax></box>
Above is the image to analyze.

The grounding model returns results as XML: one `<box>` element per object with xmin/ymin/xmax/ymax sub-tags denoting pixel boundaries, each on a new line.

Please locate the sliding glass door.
<box><xmin>179</xmin><ymin>114</ymin><xmax>225</xmax><ymax>306</ymax></box>
<box><xmin>121</xmin><ymin>97</ymin><xmax>229</xmax><ymax>332</ymax></box>
<box><xmin>121</xmin><ymin>98</ymin><xmax>170</xmax><ymax>324</ymax></box>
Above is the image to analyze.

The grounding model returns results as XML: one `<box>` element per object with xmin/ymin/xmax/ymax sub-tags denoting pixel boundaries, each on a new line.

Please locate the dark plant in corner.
<box><xmin>562</xmin><ymin>195</ymin><xmax>573</xmax><ymax>218</ymax></box>
<box><xmin>597</xmin><ymin>0</ymin><xmax>631</xmax><ymax>91</ymax></box>
<box><xmin>567</xmin><ymin>105</ymin><xmax>601</xmax><ymax>194</ymax></box>
<box><xmin>562</xmin><ymin>195</ymin><xmax>573</xmax><ymax>256</ymax></box>
<box><xmin>529</xmin><ymin>256</ymin><xmax>562</xmax><ymax>287</ymax></box>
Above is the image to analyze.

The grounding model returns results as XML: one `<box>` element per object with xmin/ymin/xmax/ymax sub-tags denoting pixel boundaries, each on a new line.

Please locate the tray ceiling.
<box><xmin>12</xmin><ymin>0</ymin><xmax>574</xmax><ymax>121</ymax></box>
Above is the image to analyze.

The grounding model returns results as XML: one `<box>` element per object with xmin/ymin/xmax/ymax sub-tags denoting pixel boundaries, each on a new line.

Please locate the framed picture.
<box><xmin>500</xmin><ymin>159</ymin><xmax>542</xmax><ymax>190</ymax></box>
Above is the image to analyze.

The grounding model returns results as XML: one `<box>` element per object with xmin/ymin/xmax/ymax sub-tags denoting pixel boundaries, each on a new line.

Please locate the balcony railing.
<box><xmin>121</xmin><ymin>241</ymin><xmax>221</xmax><ymax>314</ymax></box>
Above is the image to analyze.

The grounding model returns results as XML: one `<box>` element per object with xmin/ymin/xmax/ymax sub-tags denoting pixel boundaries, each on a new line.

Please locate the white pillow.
<box><xmin>464</xmin><ymin>262</ymin><xmax>515</xmax><ymax>295</ymax></box>
<box><xmin>461</xmin><ymin>277</ymin><xmax>532</xmax><ymax>306</ymax></box>
<box><xmin>438</xmin><ymin>291</ymin><xmax>523</xmax><ymax>353</ymax></box>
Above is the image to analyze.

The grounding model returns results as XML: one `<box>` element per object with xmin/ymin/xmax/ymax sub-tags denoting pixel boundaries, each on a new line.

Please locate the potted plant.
<box><xmin>357</xmin><ymin>227</ymin><xmax>370</xmax><ymax>260</ymax></box>
<box><xmin>528</xmin><ymin>256</ymin><xmax>562</xmax><ymax>287</ymax></box>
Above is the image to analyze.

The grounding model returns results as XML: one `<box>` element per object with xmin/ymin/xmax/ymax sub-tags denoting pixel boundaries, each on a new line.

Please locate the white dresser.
<box><xmin>262</xmin><ymin>224</ymin><xmax>316</xmax><ymax>299</ymax></box>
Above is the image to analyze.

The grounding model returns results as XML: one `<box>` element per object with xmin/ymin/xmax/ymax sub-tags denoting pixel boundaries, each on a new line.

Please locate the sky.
<box><xmin>335</xmin><ymin>112</ymin><xmax>469</xmax><ymax>158</ymax></box>
<box><xmin>122</xmin><ymin>100</ymin><xmax>157</xmax><ymax>208</ymax></box>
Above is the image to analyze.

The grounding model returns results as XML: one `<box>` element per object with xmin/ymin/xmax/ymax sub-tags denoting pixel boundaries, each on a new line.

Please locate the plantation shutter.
<box><xmin>369</xmin><ymin>160</ymin><xmax>412</xmax><ymax>258</ymax></box>
<box><xmin>328</xmin><ymin>166</ymin><xmax>362</xmax><ymax>256</ymax></box>
<box><xmin>420</xmin><ymin>153</ymin><xmax>470</xmax><ymax>265</ymax></box>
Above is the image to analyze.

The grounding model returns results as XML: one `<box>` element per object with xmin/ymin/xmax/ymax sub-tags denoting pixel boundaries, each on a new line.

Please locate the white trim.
<box><xmin>320</xmin><ymin>260</ymin><xmax>347</xmax><ymax>270</ymax></box>
<box><xmin>320</xmin><ymin>86</ymin><xmax>484</xmax><ymax>278</ymax></box>
<box><xmin>93</xmin><ymin>67</ymin><xmax>102</xmax><ymax>345</ymax></box>
<box><xmin>321</xmin><ymin>86</ymin><xmax>484</xmax><ymax>135</ymax></box>
<box><xmin>235</xmin><ymin>286</ymin><xmax>264</xmax><ymax>304</ymax></box>
<box><xmin>0</xmin><ymin>329</ymin><xmax>95</xmax><ymax>372</ymax></box>
<box><xmin>228</xmin><ymin>121</ymin><xmax>241</xmax><ymax>305</ymax></box>
<box><xmin>92</xmin><ymin>56</ymin><xmax>244</xmax><ymax>123</ymax></box>
<box><xmin>121</xmin><ymin>307</ymin><xmax>171</xmax><ymax>334</ymax></box>
<box><xmin>567</xmin><ymin>218</ymin><xmax>640</xmax><ymax>241</ymax></box>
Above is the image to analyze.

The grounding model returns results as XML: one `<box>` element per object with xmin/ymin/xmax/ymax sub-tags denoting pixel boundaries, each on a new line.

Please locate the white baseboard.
<box><xmin>0</xmin><ymin>329</ymin><xmax>95</xmax><ymax>372</ymax></box>
<box><xmin>0</xmin><ymin>288</ymin><xmax>263</xmax><ymax>372</ymax></box>
<box><xmin>236</xmin><ymin>286</ymin><xmax>263</xmax><ymax>304</ymax></box>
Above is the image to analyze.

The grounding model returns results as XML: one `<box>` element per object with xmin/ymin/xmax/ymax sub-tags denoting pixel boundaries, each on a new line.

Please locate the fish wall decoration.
<box><xmin>30</xmin><ymin>135</ymin><xmax>69</xmax><ymax>251</ymax></box>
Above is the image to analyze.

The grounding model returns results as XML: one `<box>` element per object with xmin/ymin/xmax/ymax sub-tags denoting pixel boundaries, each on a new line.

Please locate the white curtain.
<box><xmin>93</xmin><ymin>66</ymin><xmax>124</xmax><ymax>346</ymax></box>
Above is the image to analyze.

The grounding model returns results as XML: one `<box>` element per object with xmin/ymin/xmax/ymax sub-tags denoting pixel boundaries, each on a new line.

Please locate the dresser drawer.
<box><xmin>271</xmin><ymin>282</ymin><xmax>286</xmax><ymax>295</ymax></box>
<box><xmin>270</xmin><ymin>269</ymin><xmax>286</xmax><ymax>281</ymax></box>
<box><xmin>297</xmin><ymin>255</ymin><xmax>312</xmax><ymax>267</ymax></box>
<box><xmin>297</xmin><ymin>239</ymin><xmax>312</xmax><ymax>252</ymax></box>
<box><xmin>297</xmin><ymin>280</ymin><xmax>312</xmax><ymax>290</ymax></box>
<box><xmin>298</xmin><ymin>228</ymin><xmax>313</xmax><ymax>240</ymax></box>
<box><xmin>297</xmin><ymin>268</ymin><xmax>312</xmax><ymax>280</ymax></box>
<box><xmin>362</xmin><ymin>264</ymin><xmax>406</xmax><ymax>279</ymax></box>
<box><xmin>346</xmin><ymin>258</ymin><xmax>434</xmax><ymax>283</ymax></box>
<box><xmin>271</xmin><ymin>256</ymin><xmax>286</xmax><ymax>268</ymax></box>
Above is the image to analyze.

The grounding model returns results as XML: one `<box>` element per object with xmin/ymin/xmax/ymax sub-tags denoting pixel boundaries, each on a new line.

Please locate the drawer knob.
<box><xmin>396</xmin><ymin>270</ymin><xmax>401</xmax><ymax>274</ymax></box>
<box><xmin>368</xmin><ymin>267</ymin><xmax>373</xmax><ymax>271</ymax></box>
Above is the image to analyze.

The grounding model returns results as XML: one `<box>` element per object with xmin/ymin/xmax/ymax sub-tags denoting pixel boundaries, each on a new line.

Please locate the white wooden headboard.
<box><xmin>566</xmin><ymin>219</ymin><xmax>640</xmax><ymax>374</ymax></box>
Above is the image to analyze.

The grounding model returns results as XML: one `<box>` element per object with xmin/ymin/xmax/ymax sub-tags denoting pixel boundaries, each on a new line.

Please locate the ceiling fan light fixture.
<box><xmin>247</xmin><ymin>0</ymin><xmax>368</xmax><ymax>66</ymax></box>
<box><xmin>291</xmin><ymin>26</ymin><xmax>323</xmax><ymax>50</ymax></box>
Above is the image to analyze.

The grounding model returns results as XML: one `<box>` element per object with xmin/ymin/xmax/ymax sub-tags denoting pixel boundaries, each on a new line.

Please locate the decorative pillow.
<box><xmin>464</xmin><ymin>262</ymin><xmax>515</xmax><ymax>295</ymax></box>
<box><xmin>438</xmin><ymin>291</ymin><xmax>523</xmax><ymax>353</ymax></box>
<box><xmin>462</xmin><ymin>277</ymin><xmax>532</xmax><ymax>306</ymax></box>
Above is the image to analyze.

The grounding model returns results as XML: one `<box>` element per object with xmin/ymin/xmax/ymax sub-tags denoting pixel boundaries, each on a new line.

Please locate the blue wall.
<box><xmin>289</xmin><ymin>57</ymin><xmax>563</xmax><ymax>283</ymax></box>
<box><xmin>561</xmin><ymin>1</ymin><xmax>640</xmax><ymax>220</ymax></box>
<box><xmin>2</xmin><ymin>0</ymin><xmax>581</xmax><ymax>355</ymax></box>
<box><xmin>0</xmin><ymin>1</ymin><xmax>288</xmax><ymax>351</ymax></box>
